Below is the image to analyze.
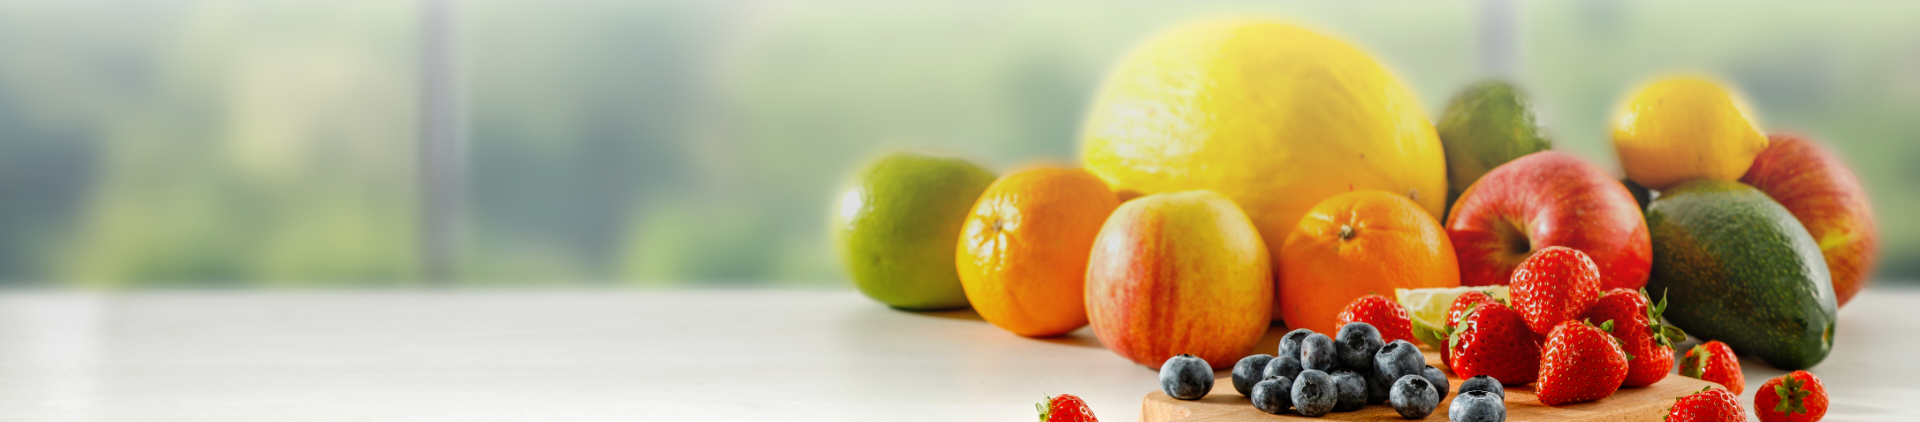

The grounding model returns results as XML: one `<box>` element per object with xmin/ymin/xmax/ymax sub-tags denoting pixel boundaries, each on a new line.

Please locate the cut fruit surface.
<box><xmin>1397</xmin><ymin>286</ymin><xmax>1511</xmax><ymax>348</ymax></box>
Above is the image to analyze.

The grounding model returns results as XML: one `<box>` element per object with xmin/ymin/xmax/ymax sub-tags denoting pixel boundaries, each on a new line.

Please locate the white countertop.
<box><xmin>0</xmin><ymin>287</ymin><xmax>1912</xmax><ymax>421</ymax></box>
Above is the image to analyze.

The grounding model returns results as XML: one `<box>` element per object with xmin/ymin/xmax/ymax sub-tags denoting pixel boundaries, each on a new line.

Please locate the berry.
<box><xmin>1301</xmin><ymin>333</ymin><xmax>1339</xmax><ymax>372</ymax></box>
<box><xmin>1444</xmin><ymin>290</ymin><xmax>1503</xmax><ymax>369</ymax></box>
<box><xmin>1585</xmin><ymin>288</ymin><xmax>1687</xmax><ymax>387</ymax></box>
<box><xmin>1422</xmin><ymin>365</ymin><xmax>1450</xmax><ymax>398</ymax></box>
<box><xmin>1364</xmin><ymin>367</ymin><xmax>1391</xmax><ymax>405</ymax></box>
<box><xmin>1448</xmin><ymin>390</ymin><xmax>1507</xmax><ymax>422</ymax></box>
<box><xmin>1290</xmin><ymin>369</ymin><xmax>1336</xmax><ymax>417</ymax></box>
<box><xmin>1264</xmin><ymin>354</ymin><xmax>1303</xmax><ymax>381</ymax></box>
<box><xmin>1330</xmin><ymin>370</ymin><xmax>1367</xmax><ymax>412</ymax></box>
<box><xmin>1447</xmin><ymin>300</ymin><xmax>1541</xmax><ymax>385</ymax></box>
<box><xmin>1337</xmin><ymin>294</ymin><xmax>1416</xmax><ymax>344</ymax></box>
<box><xmin>1509</xmin><ymin>246</ymin><xmax>1603</xmax><ymax>337</ymax></box>
<box><xmin>1756</xmin><ymin>371</ymin><xmax>1827</xmax><ymax>422</ymax></box>
<box><xmin>1459</xmin><ymin>375</ymin><xmax>1505</xmax><ymax>399</ymax></box>
<box><xmin>1536</xmin><ymin>320</ymin><xmax>1629</xmax><ymax>405</ymax></box>
<box><xmin>1335</xmin><ymin>322</ymin><xmax>1385</xmax><ymax>371</ymax></box>
<box><xmin>1680</xmin><ymin>341</ymin><xmax>1746</xmax><ymax>394</ymax></box>
<box><xmin>1370</xmin><ymin>339</ymin><xmax>1423</xmax><ymax>404</ymax></box>
<box><xmin>1037</xmin><ymin>394</ymin><xmax>1098</xmax><ymax>422</ymax></box>
<box><xmin>1251</xmin><ymin>376</ymin><xmax>1294</xmax><ymax>415</ymax></box>
<box><xmin>1158</xmin><ymin>354</ymin><xmax>1212</xmax><ymax>400</ymax></box>
<box><xmin>1231</xmin><ymin>354</ymin><xmax>1274</xmax><ymax>397</ymax></box>
<box><xmin>1373</xmin><ymin>340</ymin><xmax>1425</xmax><ymax>383</ymax></box>
<box><xmin>1666</xmin><ymin>387</ymin><xmax>1744</xmax><ymax>422</ymax></box>
<box><xmin>1278</xmin><ymin>328</ymin><xmax>1315</xmax><ymax>359</ymax></box>
<box><xmin>1389</xmin><ymin>374</ymin><xmax>1439</xmax><ymax>419</ymax></box>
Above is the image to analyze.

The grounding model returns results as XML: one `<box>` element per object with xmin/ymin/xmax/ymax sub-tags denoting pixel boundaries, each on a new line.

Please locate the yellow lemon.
<box><xmin>1079</xmin><ymin>20</ymin><xmax>1448</xmax><ymax>320</ymax></box>
<box><xmin>1612</xmin><ymin>77</ymin><xmax>1769</xmax><ymax>190</ymax></box>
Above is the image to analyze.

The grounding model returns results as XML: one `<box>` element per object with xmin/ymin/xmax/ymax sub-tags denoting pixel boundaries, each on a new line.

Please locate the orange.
<box><xmin>956</xmin><ymin>167</ymin><xmax>1120</xmax><ymax>337</ymax></box>
<box><xmin>1278</xmin><ymin>190</ymin><xmax>1460</xmax><ymax>334</ymax></box>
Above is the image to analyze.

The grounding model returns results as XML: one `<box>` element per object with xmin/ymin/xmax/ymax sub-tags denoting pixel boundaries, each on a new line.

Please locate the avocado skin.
<box><xmin>1645</xmin><ymin>179</ymin><xmax>1836</xmax><ymax>370</ymax></box>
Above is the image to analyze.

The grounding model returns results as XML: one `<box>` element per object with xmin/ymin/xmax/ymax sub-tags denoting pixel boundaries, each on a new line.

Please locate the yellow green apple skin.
<box><xmin>1084</xmin><ymin>190</ymin><xmax>1272</xmax><ymax>370</ymax></box>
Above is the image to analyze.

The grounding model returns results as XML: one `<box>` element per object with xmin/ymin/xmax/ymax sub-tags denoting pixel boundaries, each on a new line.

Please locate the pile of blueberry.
<box><xmin>1159</xmin><ymin>322</ymin><xmax>1508</xmax><ymax>421</ymax></box>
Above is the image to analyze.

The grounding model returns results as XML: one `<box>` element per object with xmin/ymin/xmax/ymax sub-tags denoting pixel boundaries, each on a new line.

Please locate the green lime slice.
<box><xmin>1396</xmin><ymin>286</ymin><xmax>1511</xmax><ymax>347</ymax></box>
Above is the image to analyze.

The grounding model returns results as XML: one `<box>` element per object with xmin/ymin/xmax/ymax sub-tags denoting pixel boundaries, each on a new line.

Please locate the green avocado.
<box><xmin>1437</xmin><ymin>80</ymin><xmax>1553</xmax><ymax>213</ymax></box>
<box><xmin>833</xmin><ymin>151</ymin><xmax>996</xmax><ymax>310</ymax></box>
<box><xmin>1644</xmin><ymin>179</ymin><xmax>1837</xmax><ymax>369</ymax></box>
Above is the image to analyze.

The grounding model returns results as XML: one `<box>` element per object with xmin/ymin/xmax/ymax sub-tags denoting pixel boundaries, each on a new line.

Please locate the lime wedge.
<box><xmin>1396</xmin><ymin>286</ymin><xmax>1511</xmax><ymax>347</ymax></box>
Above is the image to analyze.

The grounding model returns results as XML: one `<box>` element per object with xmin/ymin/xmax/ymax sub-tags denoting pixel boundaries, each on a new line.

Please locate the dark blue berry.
<box><xmin>1448</xmin><ymin>389</ymin><xmax>1506</xmax><ymax>422</ymax></box>
<box><xmin>1422</xmin><ymin>365</ymin><xmax>1450</xmax><ymax>399</ymax></box>
<box><xmin>1263</xmin><ymin>354</ymin><xmax>1303</xmax><ymax>381</ymax></box>
<box><xmin>1251</xmin><ymin>376</ymin><xmax>1293</xmax><ymax>415</ymax></box>
<box><xmin>1300</xmin><ymin>333</ymin><xmax>1338</xmax><ymax>372</ymax></box>
<box><xmin>1373</xmin><ymin>340</ymin><xmax>1425</xmax><ymax>383</ymax></box>
<box><xmin>1330</xmin><ymin>370</ymin><xmax>1367</xmax><ymax>412</ymax></box>
<box><xmin>1334</xmin><ymin>322</ymin><xmax>1384</xmax><ymax>371</ymax></box>
<box><xmin>1278</xmin><ymin>328</ymin><xmax>1315</xmax><ymax>360</ymax></box>
<box><xmin>1158</xmin><ymin>354</ymin><xmax>1212</xmax><ymax>400</ymax></box>
<box><xmin>1231</xmin><ymin>354</ymin><xmax>1274</xmax><ymax>397</ymax></box>
<box><xmin>1290</xmin><ymin>369</ymin><xmax>1336</xmax><ymax>417</ymax></box>
<box><xmin>1389</xmin><ymin>374</ymin><xmax>1439</xmax><ymax>419</ymax></box>
<box><xmin>1458</xmin><ymin>375</ymin><xmax>1505</xmax><ymax>399</ymax></box>
<box><xmin>1365</xmin><ymin>367</ymin><xmax>1391</xmax><ymax>404</ymax></box>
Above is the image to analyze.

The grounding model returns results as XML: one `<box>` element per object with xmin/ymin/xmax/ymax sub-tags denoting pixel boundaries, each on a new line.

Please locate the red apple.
<box><xmin>1446</xmin><ymin>151</ymin><xmax>1652</xmax><ymax>290</ymax></box>
<box><xmin>1740</xmin><ymin>133</ymin><xmax>1877</xmax><ymax>307</ymax></box>
<box><xmin>1086</xmin><ymin>190</ymin><xmax>1272</xmax><ymax>370</ymax></box>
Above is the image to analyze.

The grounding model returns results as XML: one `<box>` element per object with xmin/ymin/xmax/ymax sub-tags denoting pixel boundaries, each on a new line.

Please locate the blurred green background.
<box><xmin>0</xmin><ymin>0</ymin><xmax>1913</xmax><ymax>287</ymax></box>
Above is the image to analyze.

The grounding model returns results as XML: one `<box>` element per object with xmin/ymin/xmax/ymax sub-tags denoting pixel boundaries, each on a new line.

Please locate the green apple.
<box><xmin>834</xmin><ymin>151</ymin><xmax>996</xmax><ymax>310</ymax></box>
<box><xmin>1437</xmin><ymin>79</ymin><xmax>1553</xmax><ymax>212</ymax></box>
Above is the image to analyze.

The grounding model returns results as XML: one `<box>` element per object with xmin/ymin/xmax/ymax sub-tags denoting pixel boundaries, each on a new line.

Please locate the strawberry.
<box><xmin>1447</xmin><ymin>300</ymin><xmax>1540</xmax><ymax>385</ymax></box>
<box><xmin>1756</xmin><ymin>371</ymin><xmax>1827</xmax><ymax>422</ymax></box>
<box><xmin>1442</xmin><ymin>290</ymin><xmax>1503</xmax><ymax>370</ymax></box>
<box><xmin>1665</xmin><ymin>387</ymin><xmax>1744</xmax><ymax>422</ymax></box>
<box><xmin>1680</xmin><ymin>340</ymin><xmax>1746</xmax><ymax>394</ymax></box>
<box><xmin>1337</xmin><ymin>294</ymin><xmax>1416</xmax><ymax>345</ymax></box>
<box><xmin>1536</xmin><ymin>319</ymin><xmax>1629</xmax><ymax>405</ymax></box>
<box><xmin>1508</xmin><ymin>246</ymin><xmax>1603</xmax><ymax>337</ymax></box>
<box><xmin>1037</xmin><ymin>394</ymin><xmax>1097</xmax><ymax>422</ymax></box>
<box><xmin>1584</xmin><ymin>288</ymin><xmax>1687</xmax><ymax>387</ymax></box>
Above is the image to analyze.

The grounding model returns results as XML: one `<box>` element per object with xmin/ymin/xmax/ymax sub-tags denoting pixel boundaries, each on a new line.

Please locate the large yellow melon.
<box><xmin>1080</xmin><ymin>20</ymin><xmax>1448</xmax><ymax>321</ymax></box>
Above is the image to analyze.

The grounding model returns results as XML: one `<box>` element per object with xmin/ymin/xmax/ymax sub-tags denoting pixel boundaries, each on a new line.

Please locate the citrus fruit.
<box><xmin>1436</xmin><ymin>79</ymin><xmax>1552</xmax><ymax>212</ymax></box>
<box><xmin>834</xmin><ymin>151</ymin><xmax>996</xmax><ymax>310</ymax></box>
<box><xmin>1278</xmin><ymin>190</ymin><xmax>1460</xmax><ymax>335</ymax></box>
<box><xmin>956</xmin><ymin>167</ymin><xmax>1119</xmax><ymax>337</ymax></box>
<box><xmin>1080</xmin><ymin>20</ymin><xmax>1448</xmax><ymax>320</ymax></box>
<box><xmin>1395</xmin><ymin>285</ymin><xmax>1511</xmax><ymax>347</ymax></box>
<box><xmin>1611</xmin><ymin>77</ymin><xmax>1769</xmax><ymax>190</ymax></box>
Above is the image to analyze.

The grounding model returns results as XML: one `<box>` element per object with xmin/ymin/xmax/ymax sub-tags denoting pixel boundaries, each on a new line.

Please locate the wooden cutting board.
<box><xmin>1142</xmin><ymin>348</ymin><xmax>1718</xmax><ymax>422</ymax></box>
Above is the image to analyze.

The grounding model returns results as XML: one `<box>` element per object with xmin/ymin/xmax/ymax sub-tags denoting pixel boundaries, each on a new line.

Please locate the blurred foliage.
<box><xmin>0</xmin><ymin>1</ymin><xmax>1911</xmax><ymax>287</ymax></box>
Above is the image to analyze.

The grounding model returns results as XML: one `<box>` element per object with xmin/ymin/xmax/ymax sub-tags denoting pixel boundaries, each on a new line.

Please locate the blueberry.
<box><xmin>1458</xmin><ymin>375</ymin><xmax>1505</xmax><ymax>399</ymax></box>
<box><xmin>1365</xmin><ymin>367</ymin><xmax>1391</xmax><ymax>404</ymax></box>
<box><xmin>1158</xmin><ymin>354</ymin><xmax>1212</xmax><ymax>400</ymax></box>
<box><xmin>1290</xmin><ymin>369</ymin><xmax>1336</xmax><ymax>417</ymax></box>
<box><xmin>1334</xmin><ymin>322</ymin><xmax>1384</xmax><ymax>371</ymax></box>
<box><xmin>1373</xmin><ymin>340</ymin><xmax>1425</xmax><ymax>383</ymax></box>
<box><xmin>1300</xmin><ymin>333</ymin><xmax>1338</xmax><ymax>372</ymax></box>
<box><xmin>1422</xmin><ymin>365</ymin><xmax>1450</xmax><ymax>398</ymax></box>
<box><xmin>1251</xmin><ymin>376</ymin><xmax>1293</xmax><ymax>415</ymax></box>
<box><xmin>1448</xmin><ymin>389</ymin><xmax>1507</xmax><ymax>422</ymax></box>
<box><xmin>1389</xmin><ymin>374</ymin><xmax>1439</xmax><ymax>419</ymax></box>
<box><xmin>1278</xmin><ymin>328</ymin><xmax>1315</xmax><ymax>359</ymax></box>
<box><xmin>1329</xmin><ymin>370</ymin><xmax>1367</xmax><ymax>412</ymax></box>
<box><xmin>1263</xmin><ymin>354</ymin><xmax>1303</xmax><ymax>381</ymax></box>
<box><xmin>1231</xmin><ymin>354</ymin><xmax>1274</xmax><ymax>397</ymax></box>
